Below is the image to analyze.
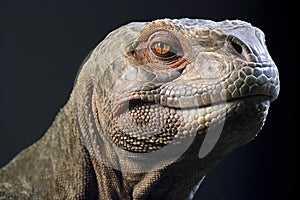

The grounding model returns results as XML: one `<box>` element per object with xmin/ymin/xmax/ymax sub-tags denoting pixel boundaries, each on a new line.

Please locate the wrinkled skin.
<box><xmin>0</xmin><ymin>19</ymin><xmax>279</xmax><ymax>199</ymax></box>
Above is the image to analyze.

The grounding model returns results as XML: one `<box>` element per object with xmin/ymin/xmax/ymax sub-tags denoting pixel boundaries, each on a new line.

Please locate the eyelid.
<box><xmin>149</xmin><ymin>31</ymin><xmax>179</xmax><ymax>45</ymax></box>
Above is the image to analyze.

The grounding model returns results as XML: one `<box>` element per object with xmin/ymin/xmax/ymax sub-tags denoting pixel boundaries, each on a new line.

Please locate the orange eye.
<box><xmin>153</xmin><ymin>42</ymin><xmax>171</xmax><ymax>55</ymax></box>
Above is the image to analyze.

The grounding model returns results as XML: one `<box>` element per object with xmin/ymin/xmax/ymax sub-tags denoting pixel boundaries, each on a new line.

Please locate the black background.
<box><xmin>0</xmin><ymin>0</ymin><xmax>293</xmax><ymax>199</ymax></box>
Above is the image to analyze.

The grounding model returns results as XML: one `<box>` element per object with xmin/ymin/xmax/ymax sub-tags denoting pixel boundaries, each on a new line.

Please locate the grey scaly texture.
<box><xmin>0</xmin><ymin>18</ymin><xmax>280</xmax><ymax>199</ymax></box>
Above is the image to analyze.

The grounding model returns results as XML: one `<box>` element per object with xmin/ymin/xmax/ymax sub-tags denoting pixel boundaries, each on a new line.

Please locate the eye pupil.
<box><xmin>153</xmin><ymin>42</ymin><xmax>171</xmax><ymax>55</ymax></box>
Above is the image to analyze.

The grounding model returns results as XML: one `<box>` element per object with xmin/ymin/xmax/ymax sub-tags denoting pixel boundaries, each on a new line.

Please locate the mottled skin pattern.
<box><xmin>0</xmin><ymin>18</ymin><xmax>279</xmax><ymax>199</ymax></box>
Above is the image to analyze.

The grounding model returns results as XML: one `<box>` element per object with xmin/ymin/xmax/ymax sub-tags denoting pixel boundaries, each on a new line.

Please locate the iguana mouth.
<box><xmin>114</xmin><ymin>93</ymin><xmax>273</xmax><ymax>118</ymax></box>
<box><xmin>113</xmin><ymin>94</ymin><xmax>274</xmax><ymax>121</ymax></box>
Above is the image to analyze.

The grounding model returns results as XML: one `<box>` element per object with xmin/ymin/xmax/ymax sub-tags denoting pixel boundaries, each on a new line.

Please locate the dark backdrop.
<box><xmin>0</xmin><ymin>0</ymin><xmax>293</xmax><ymax>199</ymax></box>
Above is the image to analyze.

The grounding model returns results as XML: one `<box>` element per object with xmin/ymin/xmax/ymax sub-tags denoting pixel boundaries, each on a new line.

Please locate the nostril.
<box><xmin>230</xmin><ymin>40</ymin><xmax>243</xmax><ymax>54</ymax></box>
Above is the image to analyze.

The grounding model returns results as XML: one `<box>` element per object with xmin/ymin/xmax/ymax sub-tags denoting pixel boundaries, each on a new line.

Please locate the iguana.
<box><xmin>0</xmin><ymin>18</ymin><xmax>280</xmax><ymax>199</ymax></box>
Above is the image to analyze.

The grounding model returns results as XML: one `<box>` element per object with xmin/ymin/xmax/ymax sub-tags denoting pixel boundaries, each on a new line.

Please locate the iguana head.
<box><xmin>73</xmin><ymin>18</ymin><xmax>279</xmax><ymax>172</ymax></box>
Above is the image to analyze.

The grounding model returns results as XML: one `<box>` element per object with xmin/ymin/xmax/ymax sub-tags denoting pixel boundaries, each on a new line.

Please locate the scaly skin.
<box><xmin>0</xmin><ymin>18</ymin><xmax>279</xmax><ymax>199</ymax></box>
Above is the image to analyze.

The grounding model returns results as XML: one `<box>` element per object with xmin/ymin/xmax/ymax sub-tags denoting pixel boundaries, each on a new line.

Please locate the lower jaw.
<box><xmin>109</xmin><ymin>96</ymin><xmax>270</xmax><ymax>154</ymax></box>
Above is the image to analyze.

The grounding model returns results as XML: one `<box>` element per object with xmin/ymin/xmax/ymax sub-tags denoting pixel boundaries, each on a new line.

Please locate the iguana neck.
<box><xmin>88</xmin><ymin>133</ymin><xmax>217</xmax><ymax>200</ymax></box>
<box><xmin>90</xmin><ymin>157</ymin><xmax>207</xmax><ymax>199</ymax></box>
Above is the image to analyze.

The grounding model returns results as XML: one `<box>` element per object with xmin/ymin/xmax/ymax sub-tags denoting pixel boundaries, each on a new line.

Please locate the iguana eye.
<box><xmin>151</xmin><ymin>42</ymin><xmax>174</xmax><ymax>57</ymax></box>
<box><xmin>150</xmin><ymin>40</ymin><xmax>180</xmax><ymax>61</ymax></box>
<box><xmin>133</xmin><ymin>30</ymin><xmax>186</xmax><ymax>67</ymax></box>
